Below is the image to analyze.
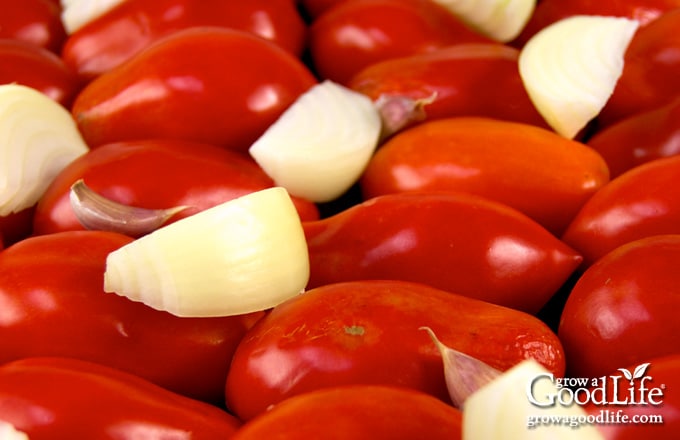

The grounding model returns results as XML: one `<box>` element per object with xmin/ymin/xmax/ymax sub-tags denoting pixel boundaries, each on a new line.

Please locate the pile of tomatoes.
<box><xmin>1</xmin><ymin>0</ymin><xmax>679</xmax><ymax>438</ymax></box>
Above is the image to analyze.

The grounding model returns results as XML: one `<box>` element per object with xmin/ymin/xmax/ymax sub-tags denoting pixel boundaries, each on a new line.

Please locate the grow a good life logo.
<box><xmin>526</xmin><ymin>362</ymin><xmax>666</xmax><ymax>429</ymax></box>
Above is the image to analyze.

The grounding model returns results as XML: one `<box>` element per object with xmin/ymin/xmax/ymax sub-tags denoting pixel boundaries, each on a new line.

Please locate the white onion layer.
<box><xmin>0</xmin><ymin>84</ymin><xmax>89</xmax><ymax>216</ymax></box>
<box><xmin>104</xmin><ymin>187</ymin><xmax>310</xmax><ymax>318</ymax></box>
<box><xmin>60</xmin><ymin>0</ymin><xmax>126</xmax><ymax>34</ymax></box>
<box><xmin>463</xmin><ymin>360</ymin><xmax>605</xmax><ymax>439</ymax></box>
<box><xmin>249</xmin><ymin>80</ymin><xmax>382</xmax><ymax>203</ymax></box>
<box><xmin>519</xmin><ymin>15</ymin><xmax>639</xmax><ymax>139</ymax></box>
<box><xmin>433</xmin><ymin>0</ymin><xmax>537</xmax><ymax>42</ymax></box>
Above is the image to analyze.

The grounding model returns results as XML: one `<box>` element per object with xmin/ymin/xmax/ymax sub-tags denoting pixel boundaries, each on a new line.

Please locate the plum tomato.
<box><xmin>349</xmin><ymin>43</ymin><xmax>549</xmax><ymax>129</ymax></box>
<box><xmin>587</xmin><ymin>97</ymin><xmax>680</xmax><ymax>178</ymax></box>
<box><xmin>32</xmin><ymin>139</ymin><xmax>319</xmax><ymax>236</ymax></box>
<box><xmin>598</xmin><ymin>8</ymin><xmax>680</xmax><ymax>126</ymax></box>
<box><xmin>230</xmin><ymin>385</ymin><xmax>463</xmax><ymax>439</ymax></box>
<box><xmin>224</xmin><ymin>280</ymin><xmax>566</xmax><ymax>421</ymax></box>
<box><xmin>0</xmin><ymin>0</ymin><xmax>66</xmax><ymax>53</ymax></box>
<box><xmin>62</xmin><ymin>0</ymin><xmax>308</xmax><ymax>81</ymax></box>
<box><xmin>71</xmin><ymin>27</ymin><xmax>317</xmax><ymax>152</ymax></box>
<box><xmin>307</xmin><ymin>0</ymin><xmax>491</xmax><ymax>84</ymax></box>
<box><xmin>562</xmin><ymin>155</ymin><xmax>680</xmax><ymax>267</ymax></box>
<box><xmin>304</xmin><ymin>191</ymin><xmax>582</xmax><ymax>314</ymax></box>
<box><xmin>360</xmin><ymin>117</ymin><xmax>610</xmax><ymax>235</ymax></box>
<box><xmin>0</xmin><ymin>230</ymin><xmax>263</xmax><ymax>405</ymax></box>
<box><xmin>558</xmin><ymin>235</ymin><xmax>680</xmax><ymax>379</ymax></box>
<box><xmin>0</xmin><ymin>357</ymin><xmax>241</xmax><ymax>440</ymax></box>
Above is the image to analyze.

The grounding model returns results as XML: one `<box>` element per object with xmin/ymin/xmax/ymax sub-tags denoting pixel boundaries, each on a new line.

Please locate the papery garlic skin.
<box><xmin>104</xmin><ymin>187</ymin><xmax>310</xmax><ymax>318</ymax></box>
<box><xmin>60</xmin><ymin>0</ymin><xmax>125</xmax><ymax>34</ymax></box>
<box><xmin>0</xmin><ymin>84</ymin><xmax>89</xmax><ymax>216</ymax></box>
<box><xmin>463</xmin><ymin>360</ymin><xmax>605</xmax><ymax>440</ymax></box>
<box><xmin>519</xmin><ymin>15</ymin><xmax>639</xmax><ymax>139</ymax></box>
<box><xmin>434</xmin><ymin>0</ymin><xmax>536</xmax><ymax>42</ymax></box>
<box><xmin>249</xmin><ymin>80</ymin><xmax>382</xmax><ymax>203</ymax></box>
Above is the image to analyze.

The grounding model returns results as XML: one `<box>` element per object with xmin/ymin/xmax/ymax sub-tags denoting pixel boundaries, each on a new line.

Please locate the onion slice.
<box><xmin>249</xmin><ymin>80</ymin><xmax>382</xmax><ymax>203</ymax></box>
<box><xmin>60</xmin><ymin>0</ymin><xmax>126</xmax><ymax>34</ymax></box>
<box><xmin>518</xmin><ymin>15</ymin><xmax>639</xmax><ymax>139</ymax></box>
<box><xmin>0</xmin><ymin>84</ymin><xmax>89</xmax><ymax>216</ymax></box>
<box><xmin>433</xmin><ymin>0</ymin><xmax>537</xmax><ymax>42</ymax></box>
<box><xmin>421</xmin><ymin>327</ymin><xmax>502</xmax><ymax>408</ymax></box>
<box><xmin>463</xmin><ymin>360</ymin><xmax>605</xmax><ymax>439</ymax></box>
<box><xmin>69</xmin><ymin>179</ymin><xmax>189</xmax><ymax>237</ymax></box>
<box><xmin>104</xmin><ymin>187</ymin><xmax>310</xmax><ymax>318</ymax></box>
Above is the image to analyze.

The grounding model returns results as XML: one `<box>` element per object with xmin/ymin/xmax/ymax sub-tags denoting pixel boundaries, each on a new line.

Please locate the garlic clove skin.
<box><xmin>104</xmin><ymin>187</ymin><xmax>310</xmax><ymax>318</ymax></box>
<box><xmin>518</xmin><ymin>15</ymin><xmax>639</xmax><ymax>139</ymax></box>
<box><xmin>0</xmin><ymin>84</ymin><xmax>89</xmax><ymax>216</ymax></box>
<box><xmin>249</xmin><ymin>80</ymin><xmax>382</xmax><ymax>203</ymax></box>
<box><xmin>433</xmin><ymin>0</ymin><xmax>537</xmax><ymax>42</ymax></box>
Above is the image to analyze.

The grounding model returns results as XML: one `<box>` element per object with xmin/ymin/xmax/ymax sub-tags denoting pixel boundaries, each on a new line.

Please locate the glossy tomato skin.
<box><xmin>71</xmin><ymin>27</ymin><xmax>317</xmax><ymax>152</ymax></box>
<box><xmin>562</xmin><ymin>155</ymin><xmax>680</xmax><ymax>267</ymax></box>
<box><xmin>225</xmin><ymin>280</ymin><xmax>566</xmax><ymax>421</ymax></box>
<box><xmin>62</xmin><ymin>0</ymin><xmax>307</xmax><ymax>81</ymax></box>
<box><xmin>585</xmin><ymin>354</ymin><xmax>680</xmax><ymax>439</ymax></box>
<box><xmin>349</xmin><ymin>43</ymin><xmax>549</xmax><ymax>129</ymax></box>
<box><xmin>599</xmin><ymin>8</ymin><xmax>680</xmax><ymax>126</ymax></box>
<box><xmin>360</xmin><ymin>117</ymin><xmax>609</xmax><ymax>235</ymax></box>
<box><xmin>32</xmin><ymin>139</ymin><xmax>319</xmax><ymax>236</ymax></box>
<box><xmin>304</xmin><ymin>192</ymin><xmax>582</xmax><ymax>314</ymax></box>
<box><xmin>558</xmin><ymin>235</ymin><xmax>680</xmax><ymax>379</ymax></box>
<box><xmin>0</xmin><ymin>357</ymin><xmax>241</xmax><ymax>440</ymax></box>
<box><xmin>308</xmin><ymin>0</ymin><xmax>491</xmax><ymax>84</ymax></box>
<box><xmin>588</xmin><ymin>97</ymin><xmax>680</xmax><ymax>178</ymax></box>
<box><xmin>513</xmin><ymin>0</ymin><xmax>680</xmax><ymax>46</ymax></box>
<box><xmin>231</xmin><ymin>385</ymin><xmax>462</xmax><ymax>439</ymax></box>
<box><xmin>0</xmin><ymin>0</ymin><xmax>66</xmax><ymax>53</ymax></box>
<box><xmin>0</xmin><ymin>231</ymin><xmax>263</xmax><ymax>405</ymax></box>
<box><xmin>0</xmin><ymin>39</ymin><xmax>82</xmax><ymax>108</ymax></box>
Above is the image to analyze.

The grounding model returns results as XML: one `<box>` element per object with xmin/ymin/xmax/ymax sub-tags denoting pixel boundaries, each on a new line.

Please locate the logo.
<box><xmin>527</xmin><ymin>362</ymin><xmax>665</xmax><ymax>408</ymax></box>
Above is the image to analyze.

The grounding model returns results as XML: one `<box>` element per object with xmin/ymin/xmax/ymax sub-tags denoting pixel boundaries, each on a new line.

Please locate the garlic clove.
<box><xmin>518</xmin><ymin>15</ymin><xmax>639</xmax><ymax>139</ymax></box>
<box><xmin>0</xmin><ymin>84</ymin><xmax>89</xmax><ymax>216</ymax></box>
<box><xmin>463</xmin><ymin>360</ymin><xmax>605</xmax><ymax>439</ymax></box>
<box><xmin>104</xmin><ymin>187</ymin><xmax>310</xmax><ymax>317</ymax></box>
<box><xmin>433</xmin><ymin>0</ymin><xmax>536</xmax><ymax>42</ymax></box>
<box><xmin>248</xmin><ymin>80</ymin><xmax>382</xmax><ymax>203</ymax></box>
<box><xmin>0</xmin><ymin>420</ymin><xmax>29</xmax><ymax>440</ymax></box>
<box><xmin>69</xmin><ymin>179</ymin><xmax>189</xmax><ymax>237</ymax></box>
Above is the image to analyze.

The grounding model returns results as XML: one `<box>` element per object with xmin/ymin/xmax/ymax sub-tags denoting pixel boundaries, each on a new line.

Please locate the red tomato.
<box><xmin>0</xmin><ymin>357</ymin><xmax>241</xmax><ymax>440</ymax></box>
<box><xmin>308</xmin><ymin>0</ymin><xmax>491</xmax><ymax>84</ymax></box>
<box><xmin>562</xmin><ymin>155</ymin><xmax>680</xmax><ymax>267</ymax></box>
<box><xmin>513</xmin><ymin>0</ymin><xmax>680</xmax><ymax>46</ymax></box>
<box><xmin>586</xmin><ymin>354</ymin><xmax>680</xmax><ymax>440</ymax></box>
<box><xmin>225</xmin><ymin>280</ymin><xmax>566</xmax><ymax>421</ymax></box>
<box><xmin>0</xmin><ymin>231</ymin><xmax>263</xmax><ymax>404</ymax></box>
<box><xmin>0</xmin><ymin>208</ymin><xmax>34</xmax><ymax>249</ymax></box>
<box><xmin>299</xmin><ymin>0</ymin><xmax>351</xmax><ymax>19</ymax></box>
<box><xmin>71</xmin><ymin>27</ymin><xmax>317</xmax><ymax>152</ymax></box>
<box><xmin>599</xmin><ymin>8</ymin><xmax>680</xmax><ymax>126</ymax></box>
<box><xmin>62</xmin><ymin>0</ymin><xmax>307</xmax><ymax>81</ymax></box>
<box><xmin>0</xmin><ymin>0</ymin><xmax>66</xmax><ymax>53</ymax></box>
<box><xmin>304</xmin><ymin>192</ymin><xmax>582</xmax><ymax>313</ymax></box>
<box><xmin>32</xmin><ymin>139</ymin><xmax>319</xmax><ymax>236</ymax></box>
<box><xmin>588</xmin><ymin>97</ymin><xmax>680</xmax><ymax>178</ymax></box>
<box><xmin>0</xmin><ymin>39</ymin><xmax>81</xmax><ymax>108</ymax></box>
<box><xmin>349</xmin><ymin>43</ymin><xmax>549</xmax><ymax>130</ymax></box>
<box><xmin>558</xmin><ymin>235</ymin><xmax>680</xmax><ymax>378</ymax></box>
<box><xmin>231</xmin><ymin>385</ymin><xmax>462</xmax><ymax>439</ymax></box>
<box><xmin>360</xmin><ymin>117</ymin><xmax>609</xmax><ymax>235</ymax></box>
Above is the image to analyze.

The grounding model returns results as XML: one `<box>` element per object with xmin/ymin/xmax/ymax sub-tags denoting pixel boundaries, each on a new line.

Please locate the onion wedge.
<box><xmin>0</xmin><ymin>84</ymin><xmax>89</xmax><ymax>216</ymax></box>
<box><xmin>433</xmin><ymin>0</ymin><xmax>537</xmax><ymax>42</ymax></box>
<box><xmin>60</xmin><ymin>0</ymin><xmax>125</xmax><ymax>34</ymax></box>
<box><xmin>518</xmin><ymin>15</ymin><xmax>639</xmax><ymax>139</ymax></box>
<box><xmin>249</xmin><ymin>80</ymin><xmax>382</xmax><ymax>203</ymax></box>
<box><xmin>104</xmin><ymin>187</ymin><xmax>310</xmax><ymax>317</ymax></box>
